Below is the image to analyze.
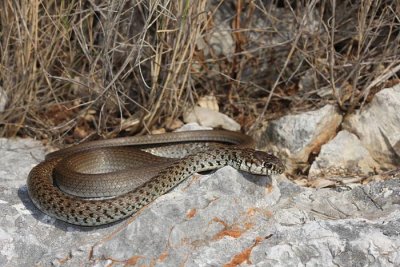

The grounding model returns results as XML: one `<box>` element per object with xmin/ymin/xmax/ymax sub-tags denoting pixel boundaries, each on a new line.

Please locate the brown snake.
<box><xmin>27</xmin><ymin>130</ymin><xmax>284</xmax><ymax>226</ymax></box>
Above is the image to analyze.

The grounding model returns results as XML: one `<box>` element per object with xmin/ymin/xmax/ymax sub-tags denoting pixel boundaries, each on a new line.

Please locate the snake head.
<box><xmin>237</xmin><ymin>149</ymin><xmax>285</xmax><ymax>175</ymax></box>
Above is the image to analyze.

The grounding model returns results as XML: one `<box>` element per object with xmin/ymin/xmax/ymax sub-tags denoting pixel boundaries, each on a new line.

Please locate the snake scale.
<box><xmin>27</xmin><ymin>130</ymin><xmax>284</xmax><ymax>226</ymax></box>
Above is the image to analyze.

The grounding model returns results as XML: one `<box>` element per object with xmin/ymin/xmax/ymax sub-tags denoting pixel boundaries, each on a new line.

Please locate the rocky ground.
<box><xmin>1</xmin><ymin>85</ymin><xmax>400</xmax><ymax>266</ymax></box>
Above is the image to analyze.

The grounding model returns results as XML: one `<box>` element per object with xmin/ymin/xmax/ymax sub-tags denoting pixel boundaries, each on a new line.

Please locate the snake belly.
<box><xmin>27</xmin><ymin>130</ymin><xmax>284</xmax><ymax>226</ymax></box>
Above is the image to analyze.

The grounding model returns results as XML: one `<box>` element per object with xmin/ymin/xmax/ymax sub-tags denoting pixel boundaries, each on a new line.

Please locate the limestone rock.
<box><xmin>309</xmin><ymin>130</ymin><xmax>380</xmax><ymax>180</ymax></box>
<box><xmin>343</xmin><ymin>84</ymin><xmax>400</xmax><ymax>168</ymax></box>
<box><xmin>2</xmin><ymin>138</ymin><xmax>400</xmax><ymax>266</ymax></box>
<box><xmin>258</xmin><ymin>104</ymin><xmax>343</xmax><ymax>169</ymax></box>
<box><xmin>0</xmin><ymin>86</ymin><xmax>7</xmax><ymax>113</ymax></box>
<box><xmin>174</xmin><ymin>122</ymin><xmax>212</xmax><ymax>132</ymax></box>
<box><xmin>197</xmin><ymin>95</ymin><xmax>219</xmax><ymax>111</ymax></box>
<box><xmin>183</xmin><ymin>106</ymin><xmax>241</xmax><ymax>131</ymax></box>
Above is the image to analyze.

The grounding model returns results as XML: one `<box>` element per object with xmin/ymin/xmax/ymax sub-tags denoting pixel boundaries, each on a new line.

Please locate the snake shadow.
<box><xmin>241</xmin><ymin>171</ymin><xmax>274</xmax><ymax>187</ymax></box>
<box><xmin>17</xmin><ymin>185</ymin><xmax>121</xmax><ymax>232</ymax></box>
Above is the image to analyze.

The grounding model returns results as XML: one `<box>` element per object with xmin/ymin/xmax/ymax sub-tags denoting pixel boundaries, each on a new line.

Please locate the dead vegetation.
<box><xmin>0</xmin><ymin>0</ymin><xmax>399</xmax><ymax>144</ymax></box>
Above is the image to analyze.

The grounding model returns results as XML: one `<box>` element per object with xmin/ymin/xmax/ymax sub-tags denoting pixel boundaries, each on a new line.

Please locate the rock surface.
<box><xmin>309</xmin><ymin>130</ymin><xmax>380</xmax><ymax>179</ymax></box>
<box><xmin>1</xmin><ymin>137</ymin><xmax>400</xmax><ymax>266</ymax></box>
<box><xmin>343</xmin><ymin>84</ymin><xmax>400</xmax><ymax>168</ymax></box>
<box><xmin>0</xmin><ymin>86</ymin><xmax>7</xmax><ymax>113</ymax></box>
<box><xmin>258</xmin><ymin>104</ymin><xmax>343</xmax><ymax>170</ymax></box>
<box><xmin>183</xmin><ymin>106</ymin><xmax>241</xmax><ymax>131</ymax></box>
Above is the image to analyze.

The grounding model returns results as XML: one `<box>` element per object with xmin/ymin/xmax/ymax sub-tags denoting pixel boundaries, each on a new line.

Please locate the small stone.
<box><xmin>0</xmin><ymin>86</ymin><xmax>7</xmax><ymax>113</ymax></box>
<box><xmin>183</xmin><ymin>106</ymin><xmax>240</xmax><ymax>131</ymax></box>
<box><xmin>309</xmin><ymin>130</ymin><xmax>380</xmax><ymax>179</ymax></box>
<box><xmin>165</xmin><ymin>117</ymin><xmax>184</xmax><ymax>131</ymax></box>
<box><xmin>197</xmin><ymin>95</ymin><xmax>219</xmax><ymax>111</ymax></box>
<box><xmin>150</xmin><ymin>128</ymin><xmax>166</xmax><ymax>134</ymax></box>
<box><xmin>343</xmin><ymin>84</ymin><xmax>400</xmax><ymax>168</ymax></box>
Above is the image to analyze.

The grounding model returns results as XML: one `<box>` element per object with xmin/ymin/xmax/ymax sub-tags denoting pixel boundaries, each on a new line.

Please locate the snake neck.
<box><xmin>150</xmin><ymin>147</ymin><xmax>282</xmax><ymax>194</ymax></box>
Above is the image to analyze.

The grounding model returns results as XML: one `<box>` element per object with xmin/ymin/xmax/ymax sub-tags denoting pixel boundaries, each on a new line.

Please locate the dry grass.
<box><xmin>0</xmin><ymin>0</ymin><xmax>399</xmax><ymax>144</ymax></box>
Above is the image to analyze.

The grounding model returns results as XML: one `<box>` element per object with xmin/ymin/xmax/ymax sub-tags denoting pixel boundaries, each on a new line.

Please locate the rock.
<box><xmin>183</xmin><ymin>106</ymin><xmax>241</xmax><ymax>131</ymax></box>
<box><xmin>174</xmin><ymin>122</ymin><xmax>212</xmax><ymax>132</ymax></box>
<box><xmin>0</xmin><ymin>138</ymin><xmax>111</xmax><ymax>266</ymax></box>
<box><xmin>309</xmin><ymin>130</ymin><xmax>380</xmax><ymax>180</ymax></box>
<box><xmin>91</xmin><ymin>167</ymin><xmax>278</xmax><ymax>266</ymax></box>
<box><xmin>258</xmin><ymin>104</ymin><xmax>343</xmax><ymax>170</ymax></box>
<box><xmin>197</xmin><ymin>95</ymin><xmax>219</xmax><ymax>112</ymax></box>
<box><xmin>0</xmin><ymin>138</ymin><xmax>45</xmax><ymax>188</ymax></box>
<box><xmin>343</xmin><ymin>84</ymin><xmax>400</xmax><ymax>168</ymax></box>
<box><xmin>395</xmin><ymin>140</ymin><xmax>400</xmax><ymax>157</ymax></box>
<box><xmin>2</xmin><ymin>137</ymin><xmax>400</xmax><ymax>266</ymax></box>
<box><xmin>165</xmin><ymin>117</ymin><xmax>184</xmax><ymax>131</ymax></box>
<box><xmin>0</xmin><ymin>86</ymin><xmax>7</xmax><ymax>112</ymax></box>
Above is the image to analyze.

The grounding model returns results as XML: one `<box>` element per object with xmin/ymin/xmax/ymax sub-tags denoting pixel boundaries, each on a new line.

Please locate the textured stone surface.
<box><xmin>1</xmin><ymin>137</ymin><xmax>400</xmax><ymax>266</ymax></box>
<box><xmin>309</xmin><ymin>130</ymin><xmax>380</xmax><ymax>179</ymax></box>
<box><xmin>0</xmin><ymin>86</ymin><xmax>7</xmax><ymax>113</ymax></box>
<box><xmin>0</xmin><ymin>138</ymin><xmax>110</xmax><ymax>266</ymax></box>
<box><xmin>343</xmin><ymin>84</ymin><xmax>400</xmax><ymax>168</ymax></box>
<box><xmin>258</xmin><ymin>104</ymin><xmax>343</xmax><ymax>167</ymax></box>
<box><xmin>183</xmin><ymin>106</ymin><xmax>241</xmax><ymax>131</ymax></box>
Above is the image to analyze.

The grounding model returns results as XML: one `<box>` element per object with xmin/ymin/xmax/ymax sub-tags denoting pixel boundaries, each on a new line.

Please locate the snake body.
<box><xmin>27</xmin><ymin>130</ymin><xmax>284</xmax><ymax>226</ymax></box>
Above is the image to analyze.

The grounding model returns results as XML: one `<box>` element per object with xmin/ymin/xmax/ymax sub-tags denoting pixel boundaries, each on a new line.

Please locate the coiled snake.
<box><xmin>27</xmin><ymin>130</ymin><xmax>284</xmax><ymax>226</ymax></box>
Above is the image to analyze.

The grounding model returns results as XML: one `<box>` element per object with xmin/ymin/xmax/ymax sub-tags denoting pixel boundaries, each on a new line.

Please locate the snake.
<box><xmin>27</xmin><ymin>130</ymin><xmax>284</xmax><ymax>226</ymax></box>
